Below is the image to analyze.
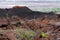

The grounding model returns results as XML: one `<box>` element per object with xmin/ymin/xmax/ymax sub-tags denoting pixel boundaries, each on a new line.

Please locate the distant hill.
<box><xmin>0</xmin><ymin>6</ymin><xmax>58</xmax><ymax>19</ymax></box>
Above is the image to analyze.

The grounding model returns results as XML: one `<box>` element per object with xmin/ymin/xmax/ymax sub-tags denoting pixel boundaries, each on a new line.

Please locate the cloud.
<box><xmin>15</xmin><ymin>0</ymin><xmax>60</xmax><ymax>1</ymax></box>
<box><xmin>0</xmin><ymin>0</ymin><xmax>60</xmax><ymax>8</ymax></box>
<box><xmin>15</xmin><ymin>0</ymin><xmax>39</xmax><ymax>1</ymax></box>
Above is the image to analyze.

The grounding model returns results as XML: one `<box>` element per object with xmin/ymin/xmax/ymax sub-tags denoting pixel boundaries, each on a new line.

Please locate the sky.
<box><xmin>0</xmin><ymin>0</ymin><xmax>60</xmax><ymax>11</ymax></box>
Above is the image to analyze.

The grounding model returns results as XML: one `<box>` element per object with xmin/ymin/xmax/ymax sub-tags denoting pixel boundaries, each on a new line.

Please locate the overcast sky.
<box><xmin>0</xmin><ymin>0</ymin><xmax>60</xmax><ymax>9</ymax></box>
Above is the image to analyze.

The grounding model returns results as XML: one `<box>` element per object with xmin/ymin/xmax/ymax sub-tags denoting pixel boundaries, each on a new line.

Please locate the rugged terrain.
<box><xmin>0</xmin><ymin>6</ymin><xmax>60</xmax><ymax>40</ymax></box>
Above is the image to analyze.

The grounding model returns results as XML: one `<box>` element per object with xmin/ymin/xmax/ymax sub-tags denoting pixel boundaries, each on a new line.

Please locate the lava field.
<box><xmin>0</xmin><ymin>6</ymin><xmax>60</xmax><ymax>40</ymax></box>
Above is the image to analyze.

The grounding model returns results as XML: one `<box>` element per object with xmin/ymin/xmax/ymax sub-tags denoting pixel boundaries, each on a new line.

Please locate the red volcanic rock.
<box><xmin>7</xmin><ymin>31</ymin><xmax>16</xmax><ymax>40</ymax></box>
<box><xmin>12</xmin><ymin>6</ymin><xmax>32</xmax><ymax>12</ymax></box>
<box><xmin>13</xmin><ymin>6</ymin><xmax>26</xmax><ymax>8</ymax></box>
